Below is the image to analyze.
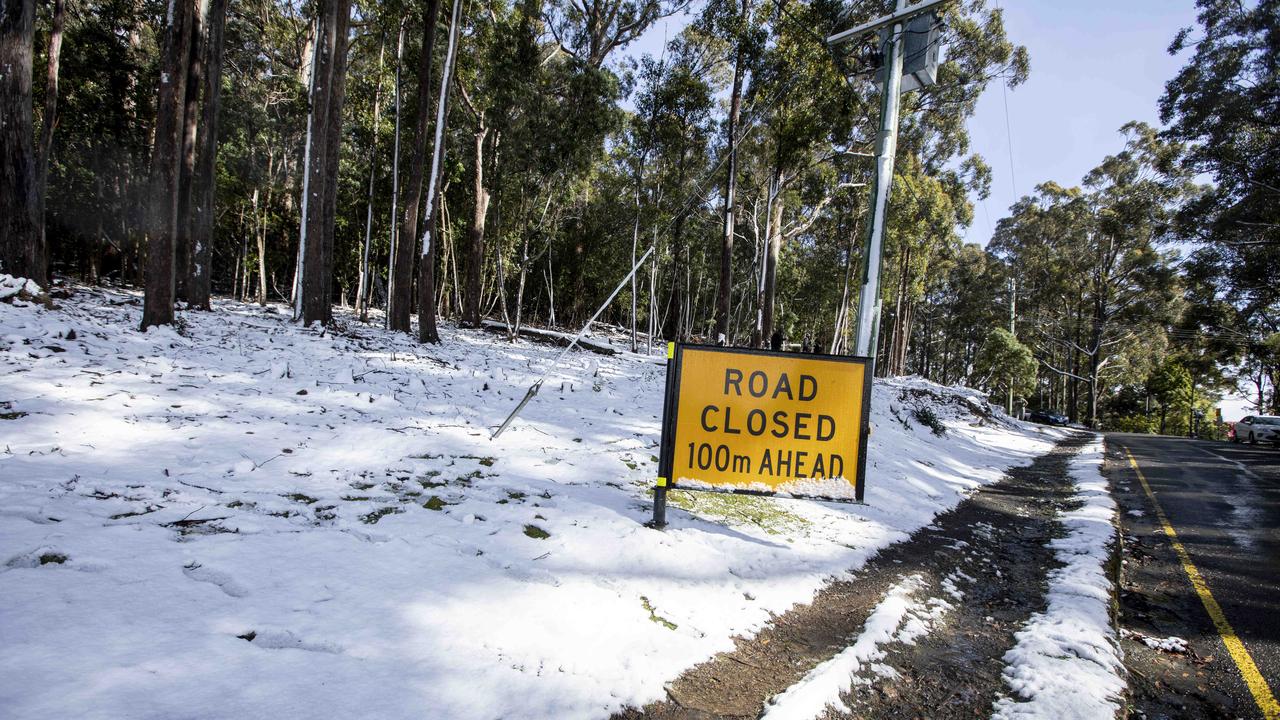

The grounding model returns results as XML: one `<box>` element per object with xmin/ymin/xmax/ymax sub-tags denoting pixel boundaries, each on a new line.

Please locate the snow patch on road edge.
<box><xmin>759</xmin><ymin>574</ymin><xmax>950</xmax><ymax>720</ymax></box>
<box><xmin>991</xmin><ymin>436</ymin><xmax>1125</xmax><ymax>720</ymax></box>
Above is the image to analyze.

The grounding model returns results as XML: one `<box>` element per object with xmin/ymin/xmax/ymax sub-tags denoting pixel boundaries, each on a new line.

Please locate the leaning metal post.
<box><xmin>852</xmin><ymin>0</ymin><xmax>906</xmax><ymax>361</ymax></box>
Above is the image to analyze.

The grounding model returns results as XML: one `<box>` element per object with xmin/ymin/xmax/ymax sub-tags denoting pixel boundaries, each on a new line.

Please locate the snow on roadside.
<box><xmin>1</xmin><ymin>285</ymin><xmax>1058</xmax><ymax>720</ymax></box>
<box><xmin>991</xmin><ymin>437</ymin><xmax>1125</xmax><ymax>720</ymax></box>
<box><xmin>759</xmin><ymin>574</ymin><xmax>953</xmax><ymax>720</ymax></box>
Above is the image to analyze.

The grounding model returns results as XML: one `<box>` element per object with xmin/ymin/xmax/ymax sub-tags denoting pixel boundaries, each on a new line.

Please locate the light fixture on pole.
<box><xmin>827</xmin><ymin>0</ymin><xmax>946</xmax><ymax>364</ymax></box>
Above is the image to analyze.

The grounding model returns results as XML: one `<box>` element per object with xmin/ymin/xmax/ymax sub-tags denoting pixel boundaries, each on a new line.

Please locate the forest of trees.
<box><xmin>1</xmin><ymin>0</ymin><xmax>1276</xmax><ymax>431</ymax></box>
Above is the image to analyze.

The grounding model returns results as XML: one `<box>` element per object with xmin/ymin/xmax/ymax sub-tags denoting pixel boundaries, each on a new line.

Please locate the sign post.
<box><xmin>651</xmin><ymin>343</ymin><xmax>873</xmax><ymax>528</ymax></box>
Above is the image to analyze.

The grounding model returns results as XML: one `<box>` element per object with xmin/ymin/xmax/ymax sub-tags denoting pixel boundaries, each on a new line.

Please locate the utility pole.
<box><xmin>828</xmin><ymin>0</ymin><xmax>947</xmax><ymax>368</ymax></box>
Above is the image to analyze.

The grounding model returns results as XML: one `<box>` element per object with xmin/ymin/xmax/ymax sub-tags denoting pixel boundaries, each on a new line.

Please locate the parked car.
<box><xmin>1029</xmin><ymin>409</ymin><xmax>1069</xmax><ymax>426</ymax></box>
<box><xmin>1233</xmin><ymin>415</ymin><xmax>1280</xmax><ymax>446</ymax></box>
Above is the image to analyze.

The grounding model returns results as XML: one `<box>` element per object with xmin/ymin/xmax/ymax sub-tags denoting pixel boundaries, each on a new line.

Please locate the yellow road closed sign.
<box><xmin>655</xmin><ymin>344</ymin><xmax>872</xmax><ymax>515</ymax></box>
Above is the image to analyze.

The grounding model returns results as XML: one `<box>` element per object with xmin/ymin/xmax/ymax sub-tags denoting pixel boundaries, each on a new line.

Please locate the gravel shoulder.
<box><xmin>616</xmin><ymin>433</ymin><xmax>1093</xmax><ymax>720</ymax></box>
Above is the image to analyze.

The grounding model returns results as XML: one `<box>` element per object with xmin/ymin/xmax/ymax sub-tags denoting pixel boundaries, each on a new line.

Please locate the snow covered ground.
<box><xmin>3</xmin><ymin>284</ymin><xmax>1061</xmax><ymax>719</ymax></box>
<box><xmin>992</xmin><ymin>438</ymin><xmax>1125</xmax><ymax>719</ymax></box>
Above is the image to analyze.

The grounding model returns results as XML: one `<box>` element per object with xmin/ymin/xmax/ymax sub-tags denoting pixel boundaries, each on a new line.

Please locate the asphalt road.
<box><xmin>1107</xmin><ymin>433</ymin><xmax>1280</xmax><ymax>719</ymax></box>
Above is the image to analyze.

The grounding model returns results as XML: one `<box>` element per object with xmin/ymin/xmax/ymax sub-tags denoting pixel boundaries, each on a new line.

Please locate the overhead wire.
<box><xmin>993</xmin><ymin>0</ymin><xmax>1019</xmax><ymax>201</ymax></box>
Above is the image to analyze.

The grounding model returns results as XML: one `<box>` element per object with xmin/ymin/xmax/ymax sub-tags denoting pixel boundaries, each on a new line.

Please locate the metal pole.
<box><xmin>852</xmin><ymin>0</ymin><xmax>907</xmax><ymax>363</ymax></box>
<box><xmin>491</xmin><ymin>245</ymin><xmax>656</xmax><ymax>439</ymax></box>
<box><xmin>651</xmin><ymin>342</ymin><xmax>679</xmax><ymax>528</ymax></box>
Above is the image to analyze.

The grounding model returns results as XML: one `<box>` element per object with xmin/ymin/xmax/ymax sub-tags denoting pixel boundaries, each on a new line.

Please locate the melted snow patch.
<box><xmin>760</xmin><ymin>574</ymin><xmax>952</xmax><ymax>720</ymax></box>
<box><xmin>991</xmin><ymin>437</ymin><xmax>1125</xmax><ymax>720</ymax></box>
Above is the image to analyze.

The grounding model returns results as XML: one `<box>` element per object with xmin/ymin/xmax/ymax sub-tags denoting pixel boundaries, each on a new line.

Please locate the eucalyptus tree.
<box><xmin>639</xmin><ymin>32</ymin><xmax>718</xmax><ymax>341</ymax></box>
<box><xmin>695</xmin><ymin>0</ymin><xmax>759</xmax><ymax>344</ymax></box>
<box><xmin>188</xmin><ymin>0</ymin><xmax>229</xmax><ymax>310</ymax></box>
<box><xmin>741</xmin><ymin>0</ymin><xmax>853</xmax><ymax>347</ymax></box>
<box><xmin>0</xmin><ymin>0</ymin><xmax>40</xmax><ymax>282</ymax></box>
<box><xmin>989</xmin><ymin>182</ymin><xmax>1098</xmax><ymax>420</ymax></box>
<box><xmin>141</xmin><ymin>0</ymin><xmax>196</xmax><ymax>329</ymax></box>
<box><xmin>992</xmin><ymin>124</ymin><xmax>1189</xmax><ymax>427</ymax></box>
<box><xmin>914</xmin><ymin>242</ymin><xmax>1005</xmax><ymax>387</ymax></box>
<box><xmin>388</xmin><ymin>0</ymin><xmax>441</xmax><ymax>333</ymax></box>
<box><xmin>545</xmin><ymin>0</ymin><xmax>682</xmax><ymax>68</ymax></box>
<box><xmin>33</xmin><ymin>0</ymin><xmax>67</xmax><ymax>278</ymax></box>
<box><xmin>1075</xmin><ymin>122</ymin><xmax>1189</xmax><ymax>425</ymax></box>
<box><xmin>296</xmin><ymin>0</ymin><xmax>353</xmax><ymax>326</ymax></box>
<box><xmin>1163</xmin><ymin>0</ymin><xmax>1279</xmax><ymax>331</ymax></box>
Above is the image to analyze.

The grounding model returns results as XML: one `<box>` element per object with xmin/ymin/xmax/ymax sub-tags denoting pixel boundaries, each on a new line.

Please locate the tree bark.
<box><xmin>760</xmin><ymin>171</ymin><xmax>782</xmax><ymax>347</ymax></box>
<box><xmin>356</xmin><ymin>39</ymin><xmax>386</xmax><ymax>322</ymax></box>
<box><xmin>417</xmin><ymin>0</ymin><xmax>462</xmax><ymax>344</ymax></box>
<box><xmin>141</xmin><ymin>0</ymin><xmax>194</xmax><ymax>329</ymax></box>
<box><xmin>714</xmin><ymin>0</ymin><xmax>746</xmax><ymax>345</ymax></box>
<box><xmin>33</xmin><ymin>0</ymin><xmax>65</xmax><ymax>277</ymax></box>
<box><xmin>389</xmin><ymin>0</ymin><xmax>441</xmax><ymax>333</ymax></box>
<box><xmin>464</xmin><ymin>123</ymin><xmax>489</xmax><ymax>327</ymax></box>
<box><xmin>189</xmin><ymin>0</ymin><xmax>227</xmax><ymax>310</ymax></box>
<box><xmin>175</xmin><ymin>1</ymin><xmax>205</xmax><ymax>303</ymax></box>
<box><xmin>385</xmin><ymin>19</ymin><xmax>406</xmax><ymax>322</ymax></box>
<box><xmin>1</xmin><ymin>0</ymin><xmax>41</xmax><ymax>282</ymax></box>
<box><xmin>298</xmin><ymin>0</ymin><xmax>337</xmax><ymax>325</ymax></box>
<box><xmin>319</xmin><ymin>0</ymin><xmax>351</xmax><ymax>322</ymax></box>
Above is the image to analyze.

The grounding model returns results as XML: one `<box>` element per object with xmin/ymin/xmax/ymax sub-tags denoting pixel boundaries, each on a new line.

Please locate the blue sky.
<box><xmin>965</xmin><ymin>0</ymin><xmax>1201</xmax><ymax>245</ymax></box>
<box><xmin>629</xmin><ymin>0</ymin><xmax>1203</xmax><ymax>245</ymax></box>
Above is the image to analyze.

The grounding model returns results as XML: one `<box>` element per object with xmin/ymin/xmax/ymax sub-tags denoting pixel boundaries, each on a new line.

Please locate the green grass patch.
<box><xmin>360</xmin><ymin>507</ymin><xmax>403</xmax><ymax>524</ymax></box>
<box><xmin>667</xmin><ymin>490</ymin><xmax>808</xmax><ymax>536</ymax></box>
<box><xmin>640</xmin><ymin>596</ymin><xmax>677</xmax><ymax>630</ymax></box>
<box><xmin>523</xmin><ymin>524</ymin><xmax>550</xmax><ymax>539</ymax></box>
<box><xmin>423</xmin><ymin>496</ymin><xmax>449</xmax><ymax>511</ymax></box>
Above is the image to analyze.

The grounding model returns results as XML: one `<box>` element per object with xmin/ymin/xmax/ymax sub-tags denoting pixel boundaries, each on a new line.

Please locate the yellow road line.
<box><xmin>1123</xmin><ymin>446</ymin><xmax>1279</xmax><ymax>720</ymax></box>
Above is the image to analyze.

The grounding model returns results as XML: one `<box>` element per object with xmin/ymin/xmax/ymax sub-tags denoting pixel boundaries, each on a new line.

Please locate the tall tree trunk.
<box><xmin>298</xmin><ymin>0</ymin><xmax>338</xmax><ymax>325</ymax></box>
<box><xmin>513</xmin><ymin>232</ymin><xmax>530</xmax><ymax>339</ymax></box>
<box><xmin>417</xmin><ymin>0</ymin><xmax>462</xmax><ymax>344</ymax></box>
<box><xmin>714</xmin><ymin>0</ymin><xmax>746</xmax><ymax>345</ymax></box>
<box><xmin>666</xmin><ymin>150</ymin><xmax>692</xmax><ymax>341</ymax></box>
<box><xmin>189</xmin><ymin>0</ymin><xmax>226</xmax><ymax>310</ymax></box>
<box><xmin>175</xmin><ymin>1</ymin><xmax>205</xmax><ymax>302</ymax></box>
<box><xmin>141</xmin><ymin>0</ymin><xmax>194</xmax><ymax>329</ymax></box>
<box><xmin>759</xmin><ymin>170</ymin><xmax>782</xmax><ymax>347</ymax></box>
<box><xmin>33</xmin><ymin>0</ymin><xmax>65</xmax><ymax>276</ymax></box>
<box><xmin>629</xmin><ymin>180</ymin><xmax>641</xmax><ymax>349</ymax></box>
<box><xmin>357</xmin><ymin>38</ymin><xmax>386</xmax><ymax>322</ymax></box>
<box><xmin>389</xmin><ymin>0</ymin><xmax>441</xmax><ymax>333</ymax></box>
<box><xmin>1087</xmin><ymin>310</ymin><xmax>1103</xmax><ymax>429</ymax></box>
<box><xmin>1</xmin><ymin>0</ymin><xmax>41</xmax><ymax>283</ymax></box>
<box><xmin>385</xmin><ymin>19</ymin><xmax>406</xmax><ymax>322</ymax></box>
<box><xmin>319</xmin><ymin>0</ymin><xmax>351</xmax><ymax>322</ymax></box>
<box><xmin>464</xmin><ymin>122</ymin><xmax>489</xmax><ymax>327</ymax></box>
<box><xmin>252</xmin><ymin>183</ymin><xmax>268</xmax><ymax>304</ymax></box>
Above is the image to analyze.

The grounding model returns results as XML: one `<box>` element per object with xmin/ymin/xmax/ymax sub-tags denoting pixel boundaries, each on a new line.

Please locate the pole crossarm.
<box><xmin>825</xmin><ymin>0</ymin><xmax>949</xmax><ymax>46</ymax></box>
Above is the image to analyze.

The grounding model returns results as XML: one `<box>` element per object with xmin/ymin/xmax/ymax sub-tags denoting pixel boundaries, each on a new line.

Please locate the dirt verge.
<box><xmin>615</xmin><ymin>433</ymin><xmax>1091</xmax><ymax>720</ymax></box>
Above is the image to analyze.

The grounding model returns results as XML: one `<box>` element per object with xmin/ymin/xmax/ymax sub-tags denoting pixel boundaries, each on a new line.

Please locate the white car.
<box><xmin>1234</xmin><ymin>415</ymin><xmax>1280</xmax><ymax>445</ymax></box>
